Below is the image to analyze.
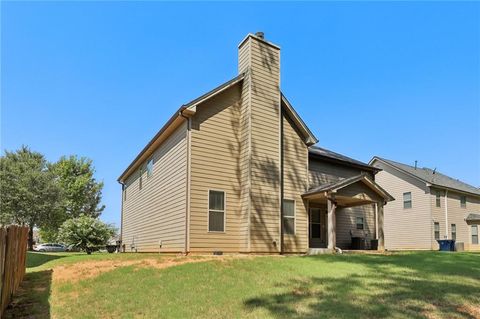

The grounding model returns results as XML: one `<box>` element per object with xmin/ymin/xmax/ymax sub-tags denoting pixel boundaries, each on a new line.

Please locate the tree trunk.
<box><xmin>28</xmin><ymin>225</ymin><xmax>35</xmax><ymax>251</ymax></box>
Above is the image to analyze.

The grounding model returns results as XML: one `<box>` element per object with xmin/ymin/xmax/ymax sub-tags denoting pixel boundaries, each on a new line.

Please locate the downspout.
<box><xmin>119</xmin><ymin>182</ymin><xmax>125</xmax><ymax>252</ymax></box>
<box><xmin>280</xmin><ymin>104</ymin><xmax>284</xmax><ymax>254</ymax></box>
<box><xmin>180</xmin><ymin>113</ymin><xmax>192</xmax><ymax>255</ymax></box>
<box><xmin>444</xmin><ymin>189</ymin><xmax>449</xmax><ymax>239</ymax></box>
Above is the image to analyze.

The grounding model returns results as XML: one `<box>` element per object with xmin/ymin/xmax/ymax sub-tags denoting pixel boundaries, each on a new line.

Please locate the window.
<box><xmin>283</xmin><ymin>199</ymin><xmax>295</xmax><ymax>235</ymax></box>
<box><xmin>460</xmin><ymin>196</ymin><xmax>467</xmax><ymax>208</ymax></box>
<box><xmin>434</xmin><ymin>222</ymin><xmax>440</xmax><ymax>240</ymax></box>
<box><xmin>208</xmin><ymin>190</ymin><xmax>225</xmax><ymax>232</ymax></box>
<box><xmin>435</xmin><ymin>191</ymin><xmax>441</xmax><ymax>208</ymax></box>
<box><xmin>146</xmin><ymin>158</ymin><xmax>153</xmax><ymax>177</ymax></box>
<box><xmin>472</xmin><ymin>225</ymin><xmax>479</xmax><ymax>245</ymax></box>
<box><xmin>356</xmin><ymin>217</ymin><xmax>364</xmax><ymax>230</ymax></box>
<box><xmin>451</xmin><ymin>224</ymin><xmax>456</xmax><ymax>241</ymax></box>
<box><xmin>403</xmin><ymin>192</ymin><xmax>412</xmax><ymax>209</ymax></box>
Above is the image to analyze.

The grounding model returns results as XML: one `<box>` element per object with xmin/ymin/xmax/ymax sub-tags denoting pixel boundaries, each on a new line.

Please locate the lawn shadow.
<box><xmin>4</xmin><ymin>269</ymin><xmax>52</xmax><ymax>319</ymax></box>
<box><xmin>245</xmin><ymin>253</ymin><xmax>480</xmax><ymax>318</ymax></box>
<box><xmin>27</xmin><ymin>252</ymin><xmax>67</xmax><ymax>268</ymax></box>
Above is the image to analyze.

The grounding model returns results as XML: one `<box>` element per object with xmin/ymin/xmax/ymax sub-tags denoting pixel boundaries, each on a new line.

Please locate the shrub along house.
<box><xmin>118</xmin><ymin>33</ymin><xmax>393</xmax><ymax>254</ymax></box>
<box><xmin>370</xmin><ymin>157</ymin><xmax>480</xmax><ymax>251</ymax></box>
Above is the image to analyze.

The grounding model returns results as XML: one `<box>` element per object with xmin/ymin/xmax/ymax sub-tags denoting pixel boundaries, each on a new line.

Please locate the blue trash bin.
<box><xmin>437</xmin><ymin>240</ymin><xmax>456</xmax><ymax>251</ymax></box>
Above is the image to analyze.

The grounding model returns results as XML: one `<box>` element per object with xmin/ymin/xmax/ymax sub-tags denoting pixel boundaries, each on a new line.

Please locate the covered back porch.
<box><xmin>303</xmin><ymin>174</ymin><xmax>394</xmax><ymax>252</ymax></box>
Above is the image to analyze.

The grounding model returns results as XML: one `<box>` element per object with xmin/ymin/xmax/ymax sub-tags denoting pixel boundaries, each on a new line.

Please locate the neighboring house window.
<box><xmin>460</xmin><ymin>196</ymin><xmax>467</xmax><ymax>208</ymax></box>
<box><xmin>434</xmin><ymin>222</ymin><xmax>440</xmax><ymax>240</ymax></box>
<box><xmin>435</xmin><ymin>191</ymin><xmax>441</xmax><ymax>208</ymax></box>
<box><xmin>451</xmin><ymin>224</ymin><xmax>456</xmax><ymax>241</ymax></box>
<box><xmin>403</xmin><ymin>192</ymin><xmax>412</xmax><ymax>209</ymax></box>
<box><xmin>146</xmin><ymin>158</ymin><xmax>153</xmax><ymax>177</ymax></box>
<box><xmin>356</xmin><ymin>217</ymin><xmax>364</xmax><ymax>230</ymax></box>
<box><xmin>283</xmin><ymin>199</ymin><xmax>295</xmax><ymax>235</ymax></box>
<box><xmin>472</xmin><ymin>225</ymin><xmax>479</xmax><ymax>245</ymax></box>
<box><xmin>208</xmin><ymin>190</ymin><xmax>225</xmax><ymax>232</ymax></box>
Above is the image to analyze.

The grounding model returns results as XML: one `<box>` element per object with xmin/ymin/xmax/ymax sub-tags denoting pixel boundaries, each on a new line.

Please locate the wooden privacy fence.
<box><xmin>0</xmin><ymin>226</ymin><xmax>28</xmax><ymax>318</ymax></box>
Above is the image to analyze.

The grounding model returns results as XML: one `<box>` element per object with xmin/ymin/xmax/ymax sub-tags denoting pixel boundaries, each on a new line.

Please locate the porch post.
<box><xmin>327</xmin><ymin>197</ymin><xmax>337</xmax><ymax>251</ymax></box>
<box><xmin>378</xmin><ymin>202</ymin><xmax>385</xmax><ymax>251</ymax></box>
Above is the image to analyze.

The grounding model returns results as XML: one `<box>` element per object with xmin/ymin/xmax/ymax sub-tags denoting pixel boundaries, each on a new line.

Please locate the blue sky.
<box><xmin>2</xmin><ymin>2</ymin><xmax>479</xmax><ymax>226</ymax></box>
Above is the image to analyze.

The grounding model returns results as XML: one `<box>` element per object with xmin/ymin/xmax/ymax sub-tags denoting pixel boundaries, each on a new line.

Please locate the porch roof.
<box><xmin>302</xmin><ymin>173</ymin><xmax>395</xmax><ymax>206</ymax></box>
<box><xmin>466</xmin><ymin>213</ymin><xmax>480</xmax><ymax>224</ymax></box>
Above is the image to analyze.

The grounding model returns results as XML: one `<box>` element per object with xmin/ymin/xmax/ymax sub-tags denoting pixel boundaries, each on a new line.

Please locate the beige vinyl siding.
<box><xmin>309</xmin><ymin>160</ymin><xmax>368</xmax><ymax>187</ymax></box>
<box><xmin>238</xmin><ymin>40</ymin><xmax>252</xmax><ymax>252</ymax></box>
<box><xmin>372</xmin><ymin>161</ymin><xmax>432</xmax><ymax>250</ymax></box>
<box><xmin>122</xmin><ymin>121</ymin><xmax>187</xmax><ymax>252</ymax></box>
<box><xmin>244</xmin><ymin>36</ymin><xmax>281</xmax><ymax>253</ymax></box>
<box><xmin>432</xmin><ymin>189</ymin><xmax>480</xmax><ymax>251</ymax></box>
<box><xmin>282</xmin><ymin>114</ymin><xmax>308</xmax><ymax>253</ymax></box>
<box><xmin>189</xmin><ymin>84</ymin><xmax>244</xmax><ymax>252</ymax></box>
<box><xmin>336</xmin><ymin>205</ymin><xmax>376</xmax><ymax>249</ymax></box>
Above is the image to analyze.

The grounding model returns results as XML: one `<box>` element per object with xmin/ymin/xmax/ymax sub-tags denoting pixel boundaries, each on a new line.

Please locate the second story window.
<box><xmin>146</xmin><ymin>158</ymin><xmax>153</xmax><ymax>177</ymax></box>
<box><xmin>434</xmin><ymin>222</ymin><xmax>440</xmax><ymax>240</ymax></box>
<box><xmin>435</xmin><ymin>191</ymin><xmax>441</xmax><ymax>208</ymax></box>
<box><xmin>403</xmin><ymin>192</ymin><xmax>412</xmax><ymax>209</ymax></box>
<box><xmin>460</xmin><ymin>196</ymin><xmax>467</xmax><ymax>208</ymax></box>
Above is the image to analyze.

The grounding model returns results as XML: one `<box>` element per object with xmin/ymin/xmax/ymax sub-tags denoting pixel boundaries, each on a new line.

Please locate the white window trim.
<box><xmin>207</xmin><ymin>189</ymin><xmax>226</xmax><ymax>233</ymax></box>
<box><xmin>146</xmin><ymin>158</ymin><xmax>154</xmax><ymax>178</ymax></box>
<box><xmin>356</xmin><ymin>216</ymin><xmax>365</xmax><ymax>230</ymax></box>
<box><xmin>451</xmin><ymin>224</ymin><xmax>456</xmax><ymax>240</ymax></box>
<box><xmin>283</xmin><ymin>199</ymin><xmax>296</xmax><ymax>235</ymax></box>
<box><xmin>472</xmin><ymin>225</ymin><xmax>479</xmax><ymax>245</ymax></box>
<box><xmin>403</xmin><ymin>192</ymin><xmax>412</xmax><ymax>209</ymax></box>
<box><xmin>435</xmin><ymin>191</ymin><xmax>441</xmax><ymax>208</ymax></box>
<box><xmin>434</xmin><ymin>222</ymin><xmax>440</xmax><ymax>240</ymax></box>
<box><xmin>460</xmin><ymin>196</ymin><xmax>467</xmax><ymax>208</ymax></box>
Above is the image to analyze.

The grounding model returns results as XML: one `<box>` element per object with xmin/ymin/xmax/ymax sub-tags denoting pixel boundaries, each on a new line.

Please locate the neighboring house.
<box><xmin>370</xmin><ymin>157</ymin><xmax>480</xmax><ymax>251</ymax></box>
<box><xmin>118</xmin><ymin>33</ymin><xmax>393</xmax><ymax>254</ymax></box>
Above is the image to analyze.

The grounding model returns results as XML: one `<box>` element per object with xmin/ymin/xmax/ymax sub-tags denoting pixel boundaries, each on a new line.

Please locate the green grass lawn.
<box><xmin>6</xmin><ymin>251</ymin><xmax>480</xmax><ymax>319</ymax></box>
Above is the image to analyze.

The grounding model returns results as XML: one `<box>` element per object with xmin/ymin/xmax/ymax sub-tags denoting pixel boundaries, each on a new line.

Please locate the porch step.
<box><xmin>308</xmin><ymin>248</ymin><xmax>332</xmax><ymax>255</ymax></box>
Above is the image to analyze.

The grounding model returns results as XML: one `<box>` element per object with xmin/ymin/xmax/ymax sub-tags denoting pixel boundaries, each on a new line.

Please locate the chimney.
<box><xmin>237</xmin><ymin>33</ymin><xmax>281</xmax><ymax>252</ymax></box>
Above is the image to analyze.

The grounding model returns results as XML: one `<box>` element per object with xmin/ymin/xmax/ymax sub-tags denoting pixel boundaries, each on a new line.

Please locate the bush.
<box><xmin>57</xmin><ymin>215</ymin><xmax>116</xmax><ymax>254</ymax></box>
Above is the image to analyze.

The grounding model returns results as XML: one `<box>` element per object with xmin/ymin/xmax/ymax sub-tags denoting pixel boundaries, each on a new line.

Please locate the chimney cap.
<box><xmin>255</xmin><ymin>32</ymin><xmax>265</xmax><ymax>39</ymax></box>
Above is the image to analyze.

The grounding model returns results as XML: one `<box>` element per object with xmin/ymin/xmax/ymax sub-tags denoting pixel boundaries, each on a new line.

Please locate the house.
<box><xmin>118</xmin><ymin>32</ymin><xmax>393</xmax><ymax>254</ymax></box>
<box><xmin>370</xmin><ymin>157</ymin><xmax>480</xmax><ymax>251</ymax></box>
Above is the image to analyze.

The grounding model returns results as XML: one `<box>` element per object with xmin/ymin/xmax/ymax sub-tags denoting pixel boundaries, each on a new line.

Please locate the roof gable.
<box><xmin>118</xmin><ymin>75</ymin><xmax>244</xmax><ymax>183</ymax></box>
<box><xmin>370</xmin><ymin>157</ymin><xmax>480</xmax><ymax>197</ymax></box>
<box><xmin>281</xmin><ymin>93</ymin><xmax>318</xmax><ymax>146</ymax></box>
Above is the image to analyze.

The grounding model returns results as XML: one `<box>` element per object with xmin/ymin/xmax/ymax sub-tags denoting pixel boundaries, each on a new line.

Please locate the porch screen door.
<box><xmin>310</xmin><ymin>208</ymin><xmax>325</xmax><ymax>248</ymax></box>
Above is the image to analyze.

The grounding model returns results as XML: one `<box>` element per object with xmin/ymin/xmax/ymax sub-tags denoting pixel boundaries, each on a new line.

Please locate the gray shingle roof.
<box><xmin>375</xmin><ymin>157</ymin><xmax>480</xmax><ymax>196</ymax></box>
<box><xmin>309</xmin><ymin>146</ymin><xmax>378</xmax><ymax>171</ymax></box>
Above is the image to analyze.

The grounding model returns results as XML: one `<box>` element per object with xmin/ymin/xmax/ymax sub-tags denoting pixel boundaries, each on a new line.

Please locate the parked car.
<box><xmin>34</xmin><ymin>243</ymin><xmax>66</xmax><ymax>252</ymax></box>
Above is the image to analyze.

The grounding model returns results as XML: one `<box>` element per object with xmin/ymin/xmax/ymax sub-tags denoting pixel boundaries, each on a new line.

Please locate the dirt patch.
<box><xmin>457</xmin><ymin>304</ymin><xmax>480</xmax><ymax>318</ymax></box>
<box><xmin>52</xmin><ymin>255</ymin><xmax>244</xmax><ymax>283</ymax></box>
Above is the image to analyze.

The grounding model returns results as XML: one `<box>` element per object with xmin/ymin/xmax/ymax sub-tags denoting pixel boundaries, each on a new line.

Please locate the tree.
<box><xmin>0</xmin><ymin>146</ymin><xmax>62</xmax><ymax>250</ymax></box>
<box><xmin>50</xmin><ymin>155</ymin><xmax>105</xmax><ymax>219</ymax></box>
<box><xmin>57</xmin><ymin>215</ymin><xmax>115</xmax><ymax>254</ymax></box>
